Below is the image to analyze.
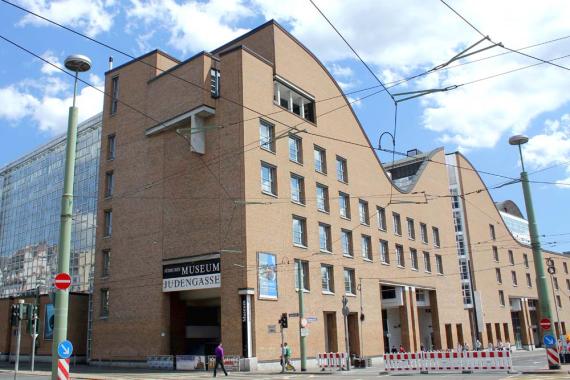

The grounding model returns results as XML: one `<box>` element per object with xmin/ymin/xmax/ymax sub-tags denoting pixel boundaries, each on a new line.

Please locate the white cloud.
<box><xmin>39</xmin><ymin>51</ymin><xmax>62</xmax><ymax>75</ymax></box>
<box><xmin>126</xmin><ymin>0</ymin><xmax>253</xmax><ymax>55</ymax></box>
<box><xmin>17</xmin><ymin>0</ymin><xmax>115</xmax><ymax>37</ymax></box>
<box><xmin>329</xmin><ymin>64</ymin><xmax>353</xmax><ymax>78</ymax></box>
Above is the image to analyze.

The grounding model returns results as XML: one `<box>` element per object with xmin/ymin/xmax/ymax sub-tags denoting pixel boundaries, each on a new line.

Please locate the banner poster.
<box><xmin>258</xmin><ymin>252</ymin><xmax>278</xmax><ymax>299</ymax></box>
<box><xmin>44</xmin><ymin>303</ymin><xmax>54</xmax><ymax>340</ymax></box>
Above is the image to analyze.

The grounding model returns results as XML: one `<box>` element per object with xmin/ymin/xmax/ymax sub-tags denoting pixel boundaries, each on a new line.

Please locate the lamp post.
<box><xmin>509</xmin><ymin>134</ymin><xmax>559</xmax><ymax>370</ymax></box>
<box><xmin>51</xmin><ymin>55</ymin><xmax>91</xmax><ymax>380</ymax></box>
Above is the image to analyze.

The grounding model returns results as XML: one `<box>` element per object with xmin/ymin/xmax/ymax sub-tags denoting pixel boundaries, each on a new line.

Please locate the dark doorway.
<box><xmin>445</xmin><ymin>324</ymin><xmax>453</xmax><ymax>349</ymax></box>
<box><xmin>347</xmin><ymin>312</ymin><xmax>360</xmax><ymax>357</ymax></box>
<box><xmin>382</xmin><ymin>309</ymin><xmax>390</xmax><ymax>353</ymax></box>
<box><xmin>324</xmin><ymin>312</ymin><xmax>338</xmax><ymax>352</ymax></box>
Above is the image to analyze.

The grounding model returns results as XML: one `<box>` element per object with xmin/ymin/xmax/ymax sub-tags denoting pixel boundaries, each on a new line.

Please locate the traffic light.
<box><xmin>279</xmin><ymin>313</ymin><xmax>288</xmax><ymax>329</ymax></box>
<box><xmin>27</xmin><ymin>305</ymin><xmax>39</xmax><ymax>334</ymax></box>
<box><xmin>10</xmin><ymin>305</ymin><xmax>19</xmax><ymax>326</ymax></box>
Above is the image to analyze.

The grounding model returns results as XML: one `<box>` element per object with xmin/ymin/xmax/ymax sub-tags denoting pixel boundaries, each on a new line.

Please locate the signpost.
<box><xmin>54</xmin><ymin>273</ymin><xmax>72</xmax><ymax>291</ymax></box>
<box><xmin>57</xmin><ymin>340</ymin><xmax>73</xmax><ymax>359</ymax></box>
<box><xmin>540</xmin><ymin>318</ymin><xmax>551</xmax><ymax>331</ymax></box>
<box><xmin>543</xmin><ymin>335</ymin><xmax>556</xmax><ymax>347</ymax></box>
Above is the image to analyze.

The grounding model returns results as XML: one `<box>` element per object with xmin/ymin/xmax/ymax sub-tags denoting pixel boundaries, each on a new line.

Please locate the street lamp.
<box><xmin>509</xmin><ymin>134</ymin><xmax>559</xmax><ymax>370</ymax></box>
<box><xmin>51</xmin><ymin>54</ymin><xmax>91</xmax><ymax>380</ymax></box>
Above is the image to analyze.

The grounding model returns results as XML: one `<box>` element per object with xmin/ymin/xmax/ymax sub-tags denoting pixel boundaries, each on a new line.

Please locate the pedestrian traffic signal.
<box><xmin>10</xmin><ymin>304</ymin><xmax>19</xmax><ymax>325</ymax></box>
<box><xmin>27</xmin><ymin>305</ymin><xmax>39</xmax><ymax>334</ymax></box>
<box><xmin>279</xmin><ymin>313</ymin><xmax>288</xmax><ymax>328</ymax></box>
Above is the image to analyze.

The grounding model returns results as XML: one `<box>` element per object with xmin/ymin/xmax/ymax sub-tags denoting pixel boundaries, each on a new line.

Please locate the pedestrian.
<box><xmin>391</xmin><ymin>345</ymin><xmax>397</xmax><ymax>353</ymax></box>
<box><xmin>463</xmin><ymin>342</ymin><xmax>470</xmax><ymax>352</ymax></box>
<box><xmin>476</xmin><ymin>339</ymin><xmax>482</xmax><ymax>351</ymax></box>
<box><xmin>284</xmin><ymin>342</ymin><xmax>295</xmax><ymax>371</ymax></box>
<box><xmin>213</xmin><ymin>342</ymin><xmax>228</xmax><ymax>377</ymax></box>
<box><xmin>399</xmin><ymin>344</ymin><xmax>405</xmax><ymax>353</ymax></box>
<box><xmin>487</xmin><ymin>342</ymin><xmax>493</xmax><ymax>351</ymax></box>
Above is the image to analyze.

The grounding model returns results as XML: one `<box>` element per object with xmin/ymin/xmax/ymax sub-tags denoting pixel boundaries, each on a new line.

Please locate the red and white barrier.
<box><xmin>384</xmin><ymin>352</ymin><xmax>422</xmax><ymax>373</ymax></box>
<box><xmin>546</xmin><ymin>348</ymin><xmax>560</xmax><ymax>367</ymax></box>
<box><xmin>466</xmin><ymin>350</ymin><xmax>512</xmax><ymax>371</ymax></box>
<box><xmin>317</xmin><ymin>352</ymin><xmax>348</xmax><ymax>370</ymax></box>
<box><xmin>57</xmin><ymin>358</ymin><xmax>70</xmax><ymax>380</ymax></box>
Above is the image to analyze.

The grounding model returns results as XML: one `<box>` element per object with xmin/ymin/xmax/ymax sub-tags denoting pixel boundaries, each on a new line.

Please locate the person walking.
<box><xmin>283</xmin><ymin>342</ymin><xmax>295</xmax><ymax>371</ymax></box>
<box><xmin>476</xmin><ymin>339</ymin><xmax>482</xmax><ymax>351</ymax></box>
<box><xmin>213</xmin><ymin>342</ymin><xmax>228</xmax><ymax>377</ymax></box>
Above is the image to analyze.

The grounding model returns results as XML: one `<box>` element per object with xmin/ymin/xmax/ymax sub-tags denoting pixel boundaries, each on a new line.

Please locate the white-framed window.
<box><xmin>358</xmin><ymin>199</ymin><xmax>369</xmax><ymax>225</ymax></box>
<box><xmin>102</xmin><ymin>249</ymin><xmax>111</xmax><ymax>277</ymax></box>
<box><xmin>274</xmin><ymin>80</ymin><xmax>315</xmax><ymax>122</ymax></box>
<box><xmin>292</xmin><ymin>215</ymin><xmax>307</xmax><ymax>247</ymax></box>
<box><xmin>496</xmin><ymin>268</ymin><xmax>502</xmax><ymax>284</ymax></box>
<box><xmin>511</xmin><ymin>271</ymin><xmax>518</xmax><ymax>286</ymax></box>
<box><xmin>316</xmin><ymin>183</ymin><xmax>330</xmax><ymax>212</ymax></box>
<box><xmin>259</xmin><ymin>120</ymin><xmax>275</xmax><ymax>152</ymax></box>
<box><xmin>210</xmin><ymin>68</ymin><xmax>220</xmax><ymax>98</ymax></box>
<box><xmin>432</xmin><ymin>227</ymin><xmax>440</xmax><ymax>247</ymax></box>
<box><xmin>341</xmin><ymin>229</ymin><xmax>353</xmax><ymax>257</ymax></box>
<box><xmin>527</xmin><ymin>273</ymin><xmax>533</xmax><ymax>288</ymax></box>
<box><xmin>319</xmin><ymin>223</ymin><xmax>332</xmax><ymax>252</ymax></box>
<box><xmin>396</xmin><ymin>244</ymin><xmax>404</xmax><ymax>267</ymax></box>
<box><xmin>435</xmin><ymin>254</ymin><xmax>443</xmax><ymax>274</ymax></box>
<box><xmin>290</xmin><ymin>173</ymin><xmax>305</xmax><ymax>204</ymax></box>
<box><xmin>110</xmin><ymin>76</ymin><xmax>119</xmax><ymax>115</ymax></box>
<box><xmin>361</xmin><ymin>235</ymin><xmax>372</xmax><ymax>261</ymax></box>
<box><xmin>499</xmin><ymin>290</ymin><xmax>505</xmax><ymax>306</ymax></box>
<box><xmin>492</xmin><ymin>246</ymin><xmax>499</xmax><ymax>262</ymax></box>
<box><xmin>407</xmin><ymin>218</ymin><xmax>415</xmax><ymax>240</ymax></box>
<box><xmin>423</xmin><ymin>251</ymin><xmax>431</xmax><ymax>272</ymax></box>
<box><xmin>321</xmin><ymin>264</ymin><xmax>334</xmax><ymax>293</ymax></box>
<box><xmin>380</xmin><ymin>240</ymin><xmax>389</xmax><ymax>264</ymax></box>
<box><xmin>377</xmin><ymin>207</ymin><xmax>386</xmax><ymax>231</ymax></box>
<box><xmin>294</xmin><ymin>259</ymin><xmax>310</xmax><ymax>291</ymax></box>
<box><xmin>100</xmin><ymin>288</ymin><xmax>110</xmax><ymax>317</ymax></box>
<box><xmin>289</xmin><ymin>134</ymin><xmax>303</xmax><ymax>164</ymax></box>
<box><xmin>523</xmin><ymin>253</ymin><xmax>529</xmax><ymax>269</ymax></box>
<box><xmin>393</xmin><ymin>213</ymin><xmax>402</xmax><ymax>236</ymax></box>
<box><xmin>336</xmin><ymin>156</ymin><xmax>348</xmax><ymax>182</ymax></box>
<box><xmin>508</xmin><ymin>250</ymin><xmax>514</xmax><ymax>265</ymax></box>
<box><xmin>104</xmin><ymin>209</ymin><xmax>112</xmax><ymax>237</ymax></box>
<box><xmin>314</xmin><ymin>145</ymin><xmax>327</xmax><ymax>174</ymax></box>
<box><xmin>107</xmin><ymin>134</ymin><xmax>116</xmax><ymax>160</ymax></box>
<box><xmin>261</xmin><ymin>162</ymin><xmax>277</xmax><ymax>196</ymax></box>
<box><xmin>343</xmin><ymin>268</ymin><xmax>356</xmax><ymax>295</ymax></box>
<box><xmin>490</xmin><ymin>224</ymin><xmax>496</xmax><ymax>240</ymax></box>
<box><xmin>410</xmin><ymin>248</ymin><xmax>418</xmax><ymax>270</ymax></box>
<box><xmin>420</xmin><ymin>223</ymin><xmax>428</xmax><ymax>243</ymax></box>
<box><xmin>105</xmin><ymin>170</ymin><xmax>114</xmax><ymax>198</ymax></box>
<box><xmin>339</xmin><ymin>192</ymin><xmax>351</xmax><ymax>219</ymax></box>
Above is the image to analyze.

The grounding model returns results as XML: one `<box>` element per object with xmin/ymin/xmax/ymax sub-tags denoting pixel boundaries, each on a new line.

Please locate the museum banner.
<box><xmin>163</xmin><ymin>258</ymin><xmax>221</xmax><ymax>292</ymax></box>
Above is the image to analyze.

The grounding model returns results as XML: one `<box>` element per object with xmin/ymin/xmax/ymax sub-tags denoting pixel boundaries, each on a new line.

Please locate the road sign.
<box><xmin>307</xmin><ymin>316</ymin><xmax>317</xmax><ymax>323</ymax></box>
<box><xmin>547</xmin><ymin>266</ymin><xmax>556</xmax><ymax>275</ymax></box>
<box><xmin>300</xmin><ymin>328</ymin><xmax>309</xmax><ymax>337</ymax></box>
<box><xmin>57</xmin><ymin>340</ymin><xmax>73</xmax><ymax>359</ymax></box>
<box><xmin>54</xmin><ymin>273</ymin><xmax>72</xmax><ymax>290</ymax></box>
<box><xmin>543</xmin><ymin>334</ymin><xmax>556</xmax><ymax>347</ymax></box>
<box><xmin>300</xmin><ymin>318</ymin><xmax>308</xmax><ymax>328</ymax></box>
<box><xmin>288</xmin><ymin>313</ymin><xmax>299</xmax><ymax>318</ymax></box>
<box><xmin>540</xmin><ymin>318</ymin><xmax>551</xmax><ymax>330</ymax></box>
<box><xmin>342</xmin><ymin>306</ymin><xmax>349</xmax><ymax>316</ymax></box>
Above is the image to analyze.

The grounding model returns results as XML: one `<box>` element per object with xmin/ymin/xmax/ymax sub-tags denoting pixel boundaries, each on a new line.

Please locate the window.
<box><xmin>396</xmin><ymin>244</ymin><xmax>404</xmax><ymax>267</ymax></box>
<box><xmin>361</xmin><ymin>235</ymin><xmax>372</xmax><ymax>261</ymax></box>
<box><xmin>292</xmin><ymin>216</ymin><xmax>307</xmax><ymax>247</ymax></box>
<box><xmin>261</xmin><ymin>162</ymin><xmax>277</xmax><ymax>195</ymax></box>
<box><xmin>314</xmin><ymin>145</ymin><xmax>327</xmax><ymax>174</ymax></box>
<box><xmin>511</xmin><ymin>271</ymin><xmax>518</xmax><ymax>286</ymax></box>
<box><xmin>319</xmin><ymin>223</ymin><xmax>332</xmax><ymax>252</ymax></box>
<box><xmin>343</xmin><ymin>268</ymin><xmax>356</xmax><ymax>295</ymax></box>
<box><xmin>259</xmin><ymin>120</ymin><xmax>275</xmax><ymax>152</ymax></box>
<box><xmin>290</xmin><ymin>174</ymin><xmax>305</xmax><ymax>204</ymax></box>
<box><xmin>567</xmin><ymin>279</ymin><xmax>570</xmax><ymax>291</ymax></box>
<box><xmin>358</xmin><ymin>199</ymin><xmax>369</xmax><ymax>225</ymax></box>
<box><xmin>407</xmin><ymin>218</ymin><xmax>416</xmax><ymax>240</ymax></box>
<box><xmin>336</xmin><ymin>156</ymin><xmax>348</xmax><ymax>182</ymax></box>
<box><xmin>435</xmin><ymin>254</ymin><xmax>443</xmax><ymax>274</ymax></box>
<box><xmin>274</xmin><ymin>80</ymin><xmax>315</xmax><ymax>122</ymax></box>
<box><xmin>210</xmin><ymin>68</ymin><xmax>220</xmax><ymax>98</ymax></box>
<box><xmin>423</xmin><ymin>252</ymin><xmax>431</xmax><ymax>272</ymax></box>
<box><xmin>321</xmin><ymin>265</ymin><xmax>334</xmax><ymax>293</ymax></box>
<box><xmin>110</xmin><ymin>76</ymin><xmax>119</xmax><ymax>114</ymax></box>
<box><xmin>100</xmin><ymin>288</ymin><xmax>110</xmax><ymax>317</ymax></box>
<box><xmin>102</xmin><ymin>249</ymin><xmax>111</xmax><ymax>277</ymax></box>
<box><xmin>341</xmin><ymin>229</ymin><xmax>354</xmax><ymax>257</ymax></box>
<box><xmin>107</xmin><ymin>134</ymin><xmax>116</xmax><ymax>160</ymax></box>
<box><xmin>553</xmin><ymin>277</ymin><xmax>559</xmax><ymax>290</ymax></box>
<box><xmin>338</xmin><ymin>192</ymin><xmax>351</xmax><ymax>219</ymax></box>
<box><xmin>393</xmin><ymin>213</ymin><xmax>402</xmax><ymax>236</ymax></box>
<box><xmin>410</xmin><ymin>248</ymin><xmax>418</xmax><ymax>270</ymax></box>
<box><xmin>420</xmin><ymin>223</ymin><xmax>428</xmax><ymax>243</ymax></box>
<box><xmin>496</xmin><ymin>268</ymin><xmax>502</xmax><ymax>284</ymax></box>
<box><xmin>432</xmin><ymin>227</ymin><xmax>440</xmax><ymax>247</ymax></box>
<box><xmin>294</xmin><ymin>259</ymin><xmax>310</xmax><ymax>291</ymax></box>
<box><xmin>499</xmin><ymin>290</ymin><xmax>505</xmax><ymax>306</ymax></box>
<box><xmin>380</xmin><ymin>240</ymin><xmax>389</xmax><ymax>264</ymax></box>
<box><xmin>508</xmin><ymin>250</ymin><xmax>514</xmax><ymax>265</ymax></box>
<box><xmin>289</xmin><ymin>135</ymin><xmax>303</xmax><ymax>163</ymax></box>
<box><xmin>104</xmin><ymin>209</ymin><xmax>112</xmax><ymax>237</ymax></box>
<box><xmin>377</xmin><ymin>207</ymin><xmax>386</xmax><ymax>231</ymax></box>
<box><xmin>556</xmin><ymin>295</ymin><xmax>562</xmax><ymax>308</ymax></box>
<box><xmin>104</xmin><ymin>170</ymin><xmax>114</xmax><ymax>197</ymax></box>
<box><xmin>527</xmin><ymin>273</ymin><xmax>532</xmax><ymax>288</ymax></box>
<box><xmin>564</xmin><ymin>262</ymin><xmax>568</xmax><ymax>274</ymax></box>
<box><xmin>523</xmin><ymin>253</ymin><xmax>529</xmax><ymax>269</ymax></box>
<box><xmin>316</xmin><ymin>183</ymin><xmax>330</xmax><ymax>212</ymax></box>
<box><xmin>490</xmin><ymin>224</ymin><xmax>496</xmax><ymax>240</ymax></box>
<box><xmin>492</xmin><ymin>246</ymin><xmax>499</xmax><ymax>262</ymax></box>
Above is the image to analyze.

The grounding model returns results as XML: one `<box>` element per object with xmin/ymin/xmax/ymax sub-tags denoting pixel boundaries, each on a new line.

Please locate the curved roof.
<box><xmin>495</xmin><ymin>200</ymin><xmax>525</xmax><ymax>219</ymax></box>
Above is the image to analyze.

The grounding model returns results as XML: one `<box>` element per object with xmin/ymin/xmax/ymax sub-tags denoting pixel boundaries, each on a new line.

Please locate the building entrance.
<box><xmin>324</xmin><ymin>312</ymin><xmax>338</xmax><ymax>352</ymax></box>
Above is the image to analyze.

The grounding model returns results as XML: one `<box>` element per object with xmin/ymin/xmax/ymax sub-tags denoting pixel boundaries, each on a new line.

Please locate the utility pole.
<box><xmin>548</xmin><ymin>270</ymin><xmax>561</xmax><ymax>337</ymax></box>
<box><xmin>51</xmin><ymin>55</ymin><xmax>91</xmax><ymax>380</ymax></box>
<box><xmin>342</xmin><ymin>295</ymin><xmax>350</xmax><ymax>371</ymax></box>
<box><xmin>296</xmin><ymin>260</ymin><xmax>307</xmax><ymax>371</ymax></box>
<box><xmin>509</xmin><ymin>135</ymin><xmax>560</xmax><ymax>370</ymax></box>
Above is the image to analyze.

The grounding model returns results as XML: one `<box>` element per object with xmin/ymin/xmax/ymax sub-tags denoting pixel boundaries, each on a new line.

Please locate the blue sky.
<box><xmin>0</xmin><ymin>0</ymin><xmax>569</xmax><ymax>252</ymax></box>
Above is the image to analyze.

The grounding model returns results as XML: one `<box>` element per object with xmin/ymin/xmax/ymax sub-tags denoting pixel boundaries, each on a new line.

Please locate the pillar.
<box><xmin>520</xmin><ymin>298</ymin><xmax>535</xmax><ymax>350</ymax></box>
<box><xmin>429</xmin><ymin>291</ymin><xmax>442</xmax><ymax>350</ymax></box>
<box><xmin>400</xmin><ymin>286</ymin><xmax>421</xmax><ymax>351</ymax></box>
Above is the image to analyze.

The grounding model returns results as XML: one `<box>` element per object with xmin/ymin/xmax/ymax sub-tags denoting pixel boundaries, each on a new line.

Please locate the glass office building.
<box><xmin>0</xmin><ymin>114</ymin><xmax>102</xmax><ymax>298</ymax></box>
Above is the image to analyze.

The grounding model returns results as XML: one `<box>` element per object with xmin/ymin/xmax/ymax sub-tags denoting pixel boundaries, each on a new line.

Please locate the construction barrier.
<box><xmin>384</xmin><ymin>350</ymin><xmax>512</xmax><ymax>374</ymax></box>
<box><xmin>316</xmin><ymin>352</ymin><xmax>348</xmax><ymax>370</ymax></box>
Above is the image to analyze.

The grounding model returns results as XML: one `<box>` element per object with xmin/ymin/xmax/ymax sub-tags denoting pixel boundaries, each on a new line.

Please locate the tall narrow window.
<box><xmin>523</xmin><ymin>253</ymin><xmax>529</xmax><ymax>269</ymax></box>
<box><xmin>432</xmin><ymin>227</ymin><xmax>440</xmax><ymax>247</ymax></box>
<box><xmin>564</xmin><ymin>262</ymin><xmax>568</xmax><ymax>274</ymax></box>
<box><xmin>102</xmin><ymin>249</ymin><xmax>111</xmax><ymax>277</ymax></box>
<box><xmin>377</xmin><ymin>207</ymin><xmax>386</xmax><ymax>231</ymax></box>
<box><xmin>336</xmin><ymin>156</ymin><xmax>348</xmax><ymax>182</ymax></box>
<box><xmin>489</xmin><ymin>224</ymin><xmax>496</xmax><ymax>240</ymax></box>
<box><xmin>508</xmin><ymin>250</ymin><xmax>514</xmax><ymax>265</ymax></box>
<box><xmin>316</xmin><ymin>183</ymin><xmax>330</xmax><ymax>212</ymax></box>
<box><xmin>499</xmin><ymin>290</ymin><xmax>505</xmax><ymax>306</ymax></box>
<box><xmin>410</xmin><ymin>248</ymin><xmax>418</xmax><ymax>270</ymax></box>
<box><xmin>556</xmin><ymin>295</ymin><xmax>562</xmax><ymax>308</ymax></box>
<box><xmin>420</xmin><ymin>223</ymin><xmax>428</xmax><ymax>243</ymax></box>
<box><xmin>492</xmin><ymin>246</ymin><xmax>499</xmax><ymax>262</ymax></box>
<box><xmin>294</xmin><ymin>259</ymin><xmax>310</xmax><ymax>291</ymax></box>
<box><xmin>393</xmin><ymin>213</ymin><xmax>402</xmax><ymax>236</ymax></box>
<box><xmin>104</xmin><ymin>209</ymin><xmax>112</xmax><ymax>237</ymax></box>
<box><xmin>527</xmin><ymin>273</ymin><xmax>533</xmax><ymax>288</ymax></box>
<box><xmin>341</xmin><ymin>229</ymin><xmax>353</xmax><ymax>257</ymax></box>
<box><xmin>361</xmin><ymin>235</ymin><xmax>372</xmax><ymax>261</ymax></box>
<box><xmin>290</xmin><ymin>174</ymin><xmax>305</xmax><ymax>204</ymax></box>
<box><xmin>259</xmin><ymin>120</ymin><xmax>275</xmax><ymax>152</ymax></box>
<box><xmin>210</xmin><ymin>68</ymin><xmax>220</xmax><ymax>98</ymax></box>
<box><xmin>105</xmin><ymin>171</ymin><xmax>114</xmax><ymax>198</ymax></box>
<box><xmin>292</xmin><ymin>216</ymin><xmax>307</xmax><ymax>247</ymax></box>
<box><xmin>314</xmin><ymin>145</ymin><xmax>327</xmax><ymax>174</ymax></box>
<box><xmin>339</xmin><ymin>192</ymin><xmax>351</xmax><ymax>219</ymax></box>
<box><xmin>496</xmin><ymin>268</ymin><xmax>502</xmax><ymax>284</ymax></box>
<box><xmin>319</xmin><ymin>223</ymin><xmax>332</xmax><ymax>253</ymax></box>
<box><xmin>511</xmin><ymin>271</ymin><xmax>518</xmax><ymax>286</ymax></box>
<box><xmin>110</xmin><ymin>76</ymin><xmax>119</xmax><ymax>115</ymax></box>
<box><xmin>321</xmin><ymin>265</ymin><xmax>334</xmax><ymax>293</ymax></box>
<box><xmin>567</xmin><ymin>279</ymin><xmax>570</xmax><ymax>291</ymax></box>
<box><xmin>396</xmin><ymin>244</ymin><xmax>404</xmax><ymax>267</ymax></box>
<box><xmin>100</xmin><ymin>288</ymin><xmax>110</xmax><ymax>317</ymax></box>
<box><xmin>553</xmin><ymin>277</ymin><xmax>559</xmax><ymax>290</ymax></box>
<box><xmin>289</xmin><ymin>135</ymin><xmax>303</xmax><ymax>164</ymax></box>
<box><xmin>261</xmin><ymin>162</ymin><xmax>277</xmax><ymax>196</ymax></box>
<box><xmin>423</xmin><ymin>252</ymin><xmax>431</xmax><ymax>272</ymax></box>
<box><xmin>435</xmin><ymin>254</ymin><xmax>443</xmax><ymax>274</ymax></box>
<box><xmin>380</xmin><ymin>240</ymin><xmax>389</xmax><ymax>264</ymax></box>
<box><xmin>107</xmin><ymin>134</ymin><xmax>116</xmax><ymax>160</ymax></box>
<box><xmin>358</xmin><ymin>199</ymin><xmax>369</xmax><ymax>225</ymax></box>
<box><xmin>343</xmin><ymin>268</ymin><xmax>356</xmax><ymax>295</ymax></box>
<box><xmin>407</xmin><ymin>218</ymin><xmax>416</xmax><ymax>240</ymax></box>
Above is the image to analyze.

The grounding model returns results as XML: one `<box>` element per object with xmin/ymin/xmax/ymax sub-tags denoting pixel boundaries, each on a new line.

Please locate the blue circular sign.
<box><xmin>543</xmin><ymin>334</ymin><xmax>556</xmax><ymax>347</ymax></box>
<box><xmin>57</xmin><ymin>340</ymin><xmax>73</xmax><ymax>359</ymax></box>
